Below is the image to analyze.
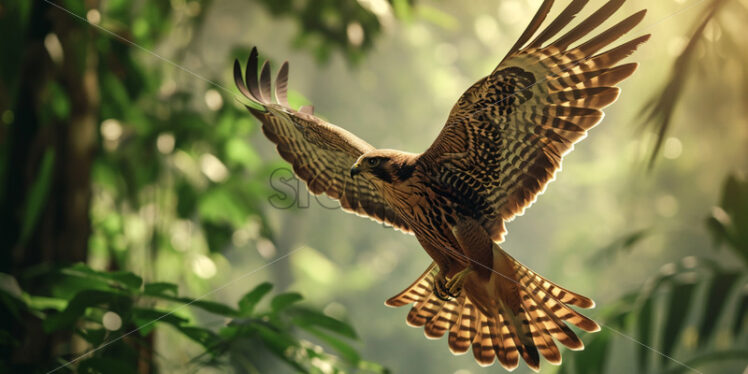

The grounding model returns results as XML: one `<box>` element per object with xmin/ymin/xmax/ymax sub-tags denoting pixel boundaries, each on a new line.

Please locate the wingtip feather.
<box><xmin>259</xmin><ymin>60</ymin><xmax>272</xmax><ymax>103</ymax></box>
<box><xmin>275</xmin><ymin>61</ymin><xmax>290</xmax><ymax>106</ymax></box>
<box><xmin>577</xmin><ymin>8</ymin><xmax>648</xmax><ymax>56</ymax></box>
<box><xmin>233</xmin><ymin>59</ymin><xmax>253</xmax><ymax>100</ymax></box>
<box><xmin>246</xmin><ymin>47</ymin><xmax>263</xmax><ymax>102</ymax></box>
<box><xmin>529</xmin><ymin>0</ymin><xmax>589</xmax><ymax>48</ymax></box>
<box><xmin>506</xmin><ymin>0</ymin><xmax>555</xmax><ymax>57</ymax></box>
<box><xmin>551</xmin><ymin>0</ymin><xmax>626</xmax><ymax>50</ymax></box>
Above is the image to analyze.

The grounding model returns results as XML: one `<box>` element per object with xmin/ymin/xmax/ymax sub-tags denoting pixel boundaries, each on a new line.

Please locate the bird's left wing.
<box><xmin>422</xmin><ymin>0</ymin><xmax>649</xmax><ymax>241</ymax></box>
<box><xmin>234</xmin><ymin>48</ymin><xmax>411</xmax><ymax>234</ymax></box>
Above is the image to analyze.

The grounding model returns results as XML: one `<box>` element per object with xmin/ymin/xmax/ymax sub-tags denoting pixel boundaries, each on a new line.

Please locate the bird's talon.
<box><xmin>433</xmin><ymin>274</ymin><xmax>452</xmax><ymax>301</ymax></box>
<box><xmin>444</xmin><ymin>267</ymin><xmax>471</xmax><ymax>298</ymax></box>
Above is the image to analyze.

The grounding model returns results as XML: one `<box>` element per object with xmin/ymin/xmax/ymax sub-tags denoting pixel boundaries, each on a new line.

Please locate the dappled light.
<box><xmin>1</xmin><ymin>0</ymin><xmax>746</xmax><ymax>373</ymax></box>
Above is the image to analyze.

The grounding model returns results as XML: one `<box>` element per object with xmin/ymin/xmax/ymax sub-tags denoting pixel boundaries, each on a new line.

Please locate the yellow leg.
<box><xmin>445</xmin><ymin>267</ymin><xmax>472</xmax><ymax>297</ymax></box>
<box><xmin>433</xmin><ymin>271</ymin><xmax>452</xmax><ymax>301</ymax></box>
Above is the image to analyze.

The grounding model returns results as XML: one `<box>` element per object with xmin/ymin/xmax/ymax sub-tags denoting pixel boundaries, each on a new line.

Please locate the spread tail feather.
<box><xmin>386</xmin><ymin>249</ymin><xmax>598</xmax><ymax>371</ymax></box>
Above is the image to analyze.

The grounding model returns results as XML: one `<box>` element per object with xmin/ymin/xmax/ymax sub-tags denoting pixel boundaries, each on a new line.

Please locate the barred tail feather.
<box><xmin>521</xmin><ymin>290</ymin><xmax>562</xmax><ymax>364</ymax></box>
<box><xmin>386</xmin><ymin>249</ymin><xmax>597</xmax><ymax>371</ymax></box>
<box><xmin>511</xmin><ymin>254</ymin><xmax>594</xmax><ymax>309</ymax></box>
<box><xmin>495</xmin><ymin>309</ymin><xmax>520</xmax><ymax>370</ymax></box>
<box><xmin>406</xmin><ymin>291</ymin><xmax>443</xmax><ymax>327</ymax></box>
<box><xmin>448</xmin><ymin>296</ymin><xmax>475</xmax><ymax>354</ymax></box>
<box><xmin>473</xmin><ymin>314</ymin><xmax>497</xmax><ymax>366</ymax></box>
<box><xmin>505</xmin><ymin>251</ymin><xmax>600</xmax><ymax>333</ymax></box>
<box><xmin>425</xmin><ymin>298</ymin><xmax>460</xmax><ymax>338</ymax></box>
<box><xmin>385</xmin><ymin>263</ymin><xmax>437</xmax><ymax>307</ymax></box>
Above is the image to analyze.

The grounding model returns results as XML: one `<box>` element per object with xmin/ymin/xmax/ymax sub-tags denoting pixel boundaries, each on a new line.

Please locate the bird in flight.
<box><xmin>234</xmin><ymin>0</ymin><xmax>648</xmax><ymax>371</ymax></box>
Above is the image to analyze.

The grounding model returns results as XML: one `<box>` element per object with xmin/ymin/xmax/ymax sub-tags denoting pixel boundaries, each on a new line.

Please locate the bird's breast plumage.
<box><xmin>378</xmin><ymin>172</ymin><xmax>470</xmax><ymax>267</ymax></box>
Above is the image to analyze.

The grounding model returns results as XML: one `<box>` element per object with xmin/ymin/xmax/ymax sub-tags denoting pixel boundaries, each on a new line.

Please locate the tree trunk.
<box><xmin>2</xmin><ymin>0</ymin><xmax>98</xmax><ymax>367</ymax></box>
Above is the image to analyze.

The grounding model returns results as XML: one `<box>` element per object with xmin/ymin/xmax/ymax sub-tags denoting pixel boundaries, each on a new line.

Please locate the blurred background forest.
<box><xmin>1</xmin><ymin>0</ymin><xmax>747</xmax><ymax>373</ymax></box>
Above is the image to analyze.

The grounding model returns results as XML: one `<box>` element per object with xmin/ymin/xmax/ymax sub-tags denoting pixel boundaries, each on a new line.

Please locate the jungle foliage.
<box><xmin>0</xmin><ymin>0</ymin><xmax>746</xmax><ymax>373</ymax></box>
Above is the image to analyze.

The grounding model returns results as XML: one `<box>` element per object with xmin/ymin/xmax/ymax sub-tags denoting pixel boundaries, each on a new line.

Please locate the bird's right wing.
<box><xmin>234</xmin><ymin>48</ymin><xmax>411</xmax><ymax>234</ymax></box>
<box><xmin>422</xmin><ymin>0</ymin><xmax>649</xmax><ymax>241</ymax></box>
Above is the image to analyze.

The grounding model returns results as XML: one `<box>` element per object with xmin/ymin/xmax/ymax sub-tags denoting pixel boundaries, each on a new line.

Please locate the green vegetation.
<box><xmin>1</xmin><ymin>0</ymin><xmax>411</xmax><ymax>372</ymax></box>
<box><xmin>564</xmin><ymin>174</ymin><xmax>748</xmax><ymax>374</ymax></box>
<box><xmin>1</xmin><ymin>0</ymin><xmax>745</xmax><ymax>373</ymax></box>
<box><xmin>1</xmin><ymin>263</ymin><xmax>382</xmax><ymax>373</ymax></box>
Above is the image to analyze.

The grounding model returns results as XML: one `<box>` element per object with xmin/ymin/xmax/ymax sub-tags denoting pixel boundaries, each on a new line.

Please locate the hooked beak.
<box><xmin>350</xmin><ymin>163</ymin><xmax>362</xmax><ymax>178</ymax></box>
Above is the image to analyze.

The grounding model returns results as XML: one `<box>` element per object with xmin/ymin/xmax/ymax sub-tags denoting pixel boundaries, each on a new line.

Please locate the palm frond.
<box><xmin>639</xmin><ymin>0</ymin><xmax>729</xmax><ymax>169</ymax></box>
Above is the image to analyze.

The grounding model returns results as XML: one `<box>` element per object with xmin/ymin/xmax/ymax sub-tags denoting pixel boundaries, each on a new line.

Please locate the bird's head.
<box><xmin>350</xmin><ymin>149</ymin><xmax>416</xmax><ymax>184</ymax></box>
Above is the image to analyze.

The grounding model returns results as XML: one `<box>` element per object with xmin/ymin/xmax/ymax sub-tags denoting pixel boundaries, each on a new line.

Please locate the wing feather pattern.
<box><xmin>422</xmin><ymin>0</ymin><xmax>649</xmax><ymax>241</ymax></box>
<box><xmin>234</xmin><ymin>49</ymin><xmax>411</xmax><ymax>233</ymax></box>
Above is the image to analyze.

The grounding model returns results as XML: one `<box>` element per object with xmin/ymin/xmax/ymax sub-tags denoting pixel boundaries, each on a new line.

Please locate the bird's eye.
<box><xmin>367</xmin><ymin>158</ymin><xmax>380</xmax><ymax>167</ymax></box>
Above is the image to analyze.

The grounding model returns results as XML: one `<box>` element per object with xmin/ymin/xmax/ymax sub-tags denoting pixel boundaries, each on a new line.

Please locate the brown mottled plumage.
<box><xmin>234</xmin><ymin>0</ymin><xmax>648</xmax><ymax>371</ymax></box>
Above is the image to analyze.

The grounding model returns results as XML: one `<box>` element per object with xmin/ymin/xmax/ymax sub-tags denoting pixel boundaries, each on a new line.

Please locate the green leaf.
<box><xmin>637</xmin><ymin>295</ymin><xmax>654</xmax><ymax>372</ymax></box>
<box><xmin>290</xmin><ymin>307</ymin><xmax>357</xmax><ymax>339</ymax></box>
<box><xmin>733</xmin><ymin>291</ymin><xmax>748</xmax><ymax>334</ymax></box>
<box><xmin>271</xmin><ymin>292</ymin><xmax>303</xmax><ymax>313</ymax></box>
<box><xmin>19</xmin><ymin>148</ymin><xmax>55</xmax><ymax>246</ymax></box>
<box><xmin>43</xmin><ymin>290</ymin><xmax>132</xmax><ymax>333</ymax></box>
<box><xmin>590</xmin><ymin>228</ymin><xmax>650</xmax><ymax>264</ymax></box>
<box><xmin>0</xmin><ymin>287</ymin><xmax>26</xmax><ymax>321</ymax></box>
<box><xmin>302</xmin><ymin>326</ymin><xmax>360</xmax><ymax>364</ymax></box>
<box><xmin>252</xmin><ymin>324</ymin><xmax>308</xmax><ymax>373</ymax></box>
<box><xmin>721</xmin><ymin>174</ymin><xmax>742</xmax><ymax>210</ymax></box>
<box><xmin>238</xmin><ymin>282</ymin><xmax>273</xmax><ymax>316</ymax></box>
<box><xmin>156</xmin><ymin>294</ymin><xmax>239</xmax><ymax>317</ymax></box>
<box><xmin>63</xmin><ymin>263</ymin><xmax>143</xmax><ymax>290</ymax></box>
<box><xmin>143</xmin><ymin>282</ymin><xmax>178</xmax><ymax>297</ymax></box>
<box><xmin>51</xmin><ymin>269</ymin><xmax>111</xmax><ymax>300</ymax></box>
<box><xmin>177</xmin><ymin>326</ymin><xmax>222</xmax><ymax>350</ymax></box>
<box><xmin>27</xmin><ymin>295</ymin><xmax>67</xmax><ymax>312</ymax></box>
<box><xmin>187</xmin><ymin>299</ymin><xmax>239</xmax><ymax>317</ymax></box>
<box><xmin>661</xmin><ymin>282</ymin><xmax>698</xmax><ymax>366</ymax></box>
<box><xmin>705</xmin><ymin>216</ymin><xmax>729</xmax><ymax>248</ymax></box>
<box><xmin>660</xmin><ymin>349</ymin><xmax>748</xmax><ymax>374</ymax></box>
<box><xmin>131</xmin><ymin>307</ymin><xmax>188</xmax><ymax>328</ymax></box>
<box><xmin>712</xmin><ymin>173</ymin><xmax>748</xmax><ymax>262</ymax></box>
<box><xmin>253</xmin><ymin>324</ymin><xmax>298</xmax><ymax>355</ymax></box>
<box><xmin>574</xmin><ymin>329</ymin><xmax>613</xmax><ymax>374</ymax></box>
<box><xmin>0</xmin><ymin>273</ymin><xmax>23</xmax><ymax>300</ymax></box>
<box><xmin>698</xmin><ymin>272</ymin><xmax>740</xmax><ymax>346</ymax></box>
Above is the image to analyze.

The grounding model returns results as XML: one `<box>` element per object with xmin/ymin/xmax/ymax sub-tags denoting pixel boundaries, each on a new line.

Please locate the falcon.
<box><xmin>233</xmin><ymin>0</ymin><xmax>649</xmax><ymax>370</ymax></box>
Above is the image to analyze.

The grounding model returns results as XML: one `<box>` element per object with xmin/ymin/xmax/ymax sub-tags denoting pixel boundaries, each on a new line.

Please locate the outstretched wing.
<box><xmin>235</xmin><ymin>48</ymin><xmax>411</xmax><ymax>233</ymax></box>
<box><xmin>422</xmin><ymin>0</ymin><xmax>649</xmax><ymax>241</ymax></box>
